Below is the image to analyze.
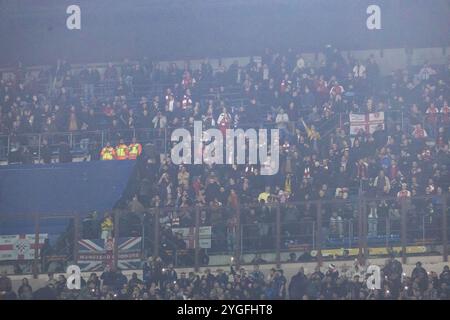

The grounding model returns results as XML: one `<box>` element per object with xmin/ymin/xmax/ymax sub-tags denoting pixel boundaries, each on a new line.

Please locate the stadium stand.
<box><xmin>0</xmin><ymin>43</ymin><xmax>449</xmax><ymax>300</ymax></box>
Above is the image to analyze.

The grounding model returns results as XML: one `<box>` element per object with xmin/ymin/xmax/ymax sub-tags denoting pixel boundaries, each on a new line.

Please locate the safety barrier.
<box><xmin>0</xmin><ymin>194</ymin><xmax>447</xmax><ymax>276</ymax></box>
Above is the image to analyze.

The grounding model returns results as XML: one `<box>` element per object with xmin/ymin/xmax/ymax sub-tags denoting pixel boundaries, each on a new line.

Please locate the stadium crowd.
<box><xmin>2</xmin><ymin>46</ymin><xmax>449</xmax><ymax>255</ymax></box>
<box><xmin>1</xmin><ymin>256</ymin><xmax>450</xmax><ymax>300</ymax></box>
<box><xmin>1</xmin><ymin>47</ymin><xmax>450</xmax><ymax>282</ymax></box>
<box><xmin>1</xmin><ymin>47</ymin><xmax>449</xmax><ymax>203</ymax></box>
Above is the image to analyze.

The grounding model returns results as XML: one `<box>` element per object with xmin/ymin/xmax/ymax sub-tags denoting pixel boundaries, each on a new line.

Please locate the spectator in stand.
<box><xmin>87</xmin><ymin>273</ymin><xmax>101</xmax><ymax>291</ymax></box>
<box><xmin>367</xmin><ymin>201</ymin><xmax>378</xmax><ymax>237</ymax></box>
<box><xmin>40</xmin><ymin>139</ymin><xmax>52</xmax><ymax>164</ymax></box>
<box><xmin>397</xmin><ymin>183</ymin><xmax>412</xmax><ymax>199</ymax></box>
<box><xmin>18</xmin><ymin>278</ymin><xmax>33</xmax><ymax>300</ymax></box>
<box><xmin>100</xmin><ymin>142</ymin><xmax>116</xmax><ymax>160</ymax></box>
<box><xmin>32</xmin><ymin>282</ymin><xmax>57</xmax><ymax>300</ymax></box>
<box><xmin>373</xmin><ymin>170</ymin><xmax>391</xmax><ymax>197</ymax></box>
<box><xmin>115</xmin><ymin>139</ymin><xmax>129</xmax><ymax>160</ymax></box>
<box><xmin>329</xmin><ymin>211</ymin><xmax>344</xmax><ymax>238</ymax></box>
<box><xmin>412</xmin><ymin>123</ymin><xmax>428</xmax><ymax>140</ymax></box>
<box><xmin>288</xmin><ymin>267</ymin><xmax>308</xmax><ymax>300</ymax></box>
<box><xmin>425</xmin><ymin>103</ymin><xmax>439</xmax><ymax>138</ymax></box>
<box><xmin>100</xmin><ymin>265</ymin><xmax>116</xmax><ymax>288</ymax></box>
<box><xmin>0</xmin><ymin>271</ymin><xmax>16</xmax><ymax>300</ymax></box>
<box><xmin>128</xmin><ymin>137</ymin><xmax>143</xmax><ymax>160</ymax></box>
<box><xmin>275</xmin><ymin>108</ymin><xmax>290</xmax><ymax>139</ymax></box>
<box><xmin>100</xmin><ymin>213</ymin><xmax>114</xmax><ymax>242</ymax></box>
<box><xmin>411</xmin><ymin>261</ymin><xmax>428</xmax><ymax>292</ymax></box>
<box><xmin>114</xmin><ymin>269</ymin><xmax>128</xmax><ymax>291</ymax></box>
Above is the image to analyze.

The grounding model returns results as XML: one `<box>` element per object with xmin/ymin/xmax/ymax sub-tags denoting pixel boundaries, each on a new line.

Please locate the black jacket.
<box><xmin>288</xmin><ymin>272</ymin><xmax>308</xmax><ymax>299</ymax></box>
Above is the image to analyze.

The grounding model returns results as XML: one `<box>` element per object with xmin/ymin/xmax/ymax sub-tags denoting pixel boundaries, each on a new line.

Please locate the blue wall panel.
<box><xmin>0</xmin><ymin>160</ymin><xmax>135</xmax><ymax>217</ymax></box>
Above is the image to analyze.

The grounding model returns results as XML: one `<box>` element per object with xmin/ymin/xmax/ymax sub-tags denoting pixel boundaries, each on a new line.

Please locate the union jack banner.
<box><xmin>350</xmin><ymin>112</ymin><xmax>385</xmax><ymax>135</ymax></box>
<box><xmin>0</xmin><ymin>234</ymin><xmax>48</xmax><ymax>261</ymax></box>
<box><xmin>77</xmin><ymin>237</ymin><xmax>142</xmax><ymax>271</ymax></box>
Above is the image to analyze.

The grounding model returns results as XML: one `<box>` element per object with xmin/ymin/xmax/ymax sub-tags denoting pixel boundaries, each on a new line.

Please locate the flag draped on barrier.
<box><xmin>171</xmin><ymin>226</ymin><xmax>212</xmax><ymax>249</ymax></box>
<box><xmin>77</xmin><ymin>237</ymin><xmax>142</xmax><ymax>271</ymax></box>
<box><xmin>0</xmin><ymin>234</ymin><xmax>47</xmax><ymax>261</ymax></box>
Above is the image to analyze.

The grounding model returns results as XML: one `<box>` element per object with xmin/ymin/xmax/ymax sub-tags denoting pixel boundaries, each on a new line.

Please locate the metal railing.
<box><xmin>0</xmin><ymin>127</ymin><xmax>167</xmax><ymax>163</ymax></box>
<box><xmin>1</xmin><ymin>108</ymin><xmax>444</xmax><ymax>164</ymax></box>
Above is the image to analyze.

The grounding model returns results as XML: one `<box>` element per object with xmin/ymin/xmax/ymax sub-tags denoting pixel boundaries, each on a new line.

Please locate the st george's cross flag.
<box><xmin>349</xmin><ymin>112</ymin><xmax>385</xmax><ymax>135</ymax></box>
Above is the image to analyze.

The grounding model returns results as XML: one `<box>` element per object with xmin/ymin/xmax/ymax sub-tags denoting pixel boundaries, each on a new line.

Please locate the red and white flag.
<box><xmin>0</xmin><ymin>234</ymin><xmax>48</xmax><ymax>261</ymax></box>
<box><xmin>350</xmin><ymin>112</ymin><xmax>385</xmax><ymax>135</ymax></box>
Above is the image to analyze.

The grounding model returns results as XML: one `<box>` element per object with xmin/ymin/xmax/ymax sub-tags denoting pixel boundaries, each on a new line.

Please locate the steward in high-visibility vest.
<box><xmin>101</xmin><ymin>215</ymin><xmax>114</xmax><ymax>242</ymax></box>
<box><xmin>100</xmin><ymin>142</ymin><xmax>116</xmax><ymax>160</ymax></box>
<box><xmin>128</xmin><ymin>137</ymin><xmax>142</xmax><ymax>160</ymax></box>
<box><xmin>115</xmin><ymin>139</ymin><xmax>129</xmax><ymax>160</ymax></box>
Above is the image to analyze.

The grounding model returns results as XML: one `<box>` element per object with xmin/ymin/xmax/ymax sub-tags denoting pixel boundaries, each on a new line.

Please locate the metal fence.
<box><xmin>0</xmin><ymin>194</ymin><xmax>448</xmax><ymax>277</ymax></box>
<box><xmin>3</xmin><ymin>107</ymin><xmax>439</xmax><ymax>165</ymax></box>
